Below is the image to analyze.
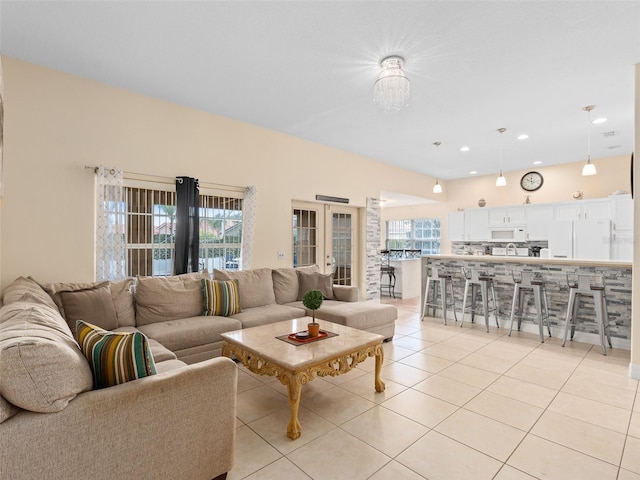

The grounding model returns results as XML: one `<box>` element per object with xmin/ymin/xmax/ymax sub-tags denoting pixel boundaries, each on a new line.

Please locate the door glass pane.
<box><xmin>332</xmin><ymin>212</ymin><xmax>352</xmax><ymax>285</ymax></box>
<box><xmin>293</xmin><ymin>208</ymin><xmax>317</xmax><ymax>267</ymax></box>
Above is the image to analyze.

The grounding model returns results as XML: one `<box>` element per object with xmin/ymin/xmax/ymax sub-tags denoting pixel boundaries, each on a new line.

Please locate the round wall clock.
<box><xmin>520</xmin><ymin>171</ymin><xmax>544</xmax><ymax>192</ymax></box>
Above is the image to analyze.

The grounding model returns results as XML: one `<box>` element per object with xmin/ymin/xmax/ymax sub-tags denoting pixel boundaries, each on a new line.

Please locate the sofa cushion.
<box><xmin>76</xmin><ymin>320</ymin><xmax>157</xmax><ymax>389</ymax></box>
<box><xmin>297</xmin><ymin>270</ymin><xmax>334</xmax><ymax>300</ymax></box>
<box><xmin>135</xmin><ymin>272</ymin><xmax>207</xmax><ymax>326</ymax></box>
<box><xmin>44</xmin><ymin>278</ymin><xmax>136</xmax><ymax>329</ymax></box>
<box><xmin>2</xmin><ymin>276</ymin><xmax>59</xmax><ymax>311</ymax></box>
<box><xmin>309</xmin><ymin>300</ymin><xmax>397</xmax><ymax>331</ymax></box>
<box><xmin>108</xmin><ymin>278</ymin><xmax>136</xmax><ymax>327</ymax></box>
<box><xmin>231</xmin><ymin>304</ymin><xmax>306</xmax><ymax>329</ymax></box>
<box><xmin>202</xmin><ymin>279</ymin><xmax>241</xmax><ymax>316</ymax></box>
<box><xmin>137</xmin><ymin>315</ymin><xmax>242</xmax><ymax>353</ymax></box>
<box><xmin>59</xmin><ymin>282</ymin><xmax>118</xmax><ymax>332</ymax></box>
<box><xmin>272</xmin><ymin>268</ymin><xmax>299</xmax><ymax>304</ymax></box>
<box><xmin>154</xmin><ymin>358</ymin><xmax>189</xmax><ymax>374</ymax></box>
<box><xmin>0</xmin><ymin>302</ymin><xmax>93</xmax><ymax>413</ymax></box>
<box><xmin>214</xmin><ymin>268</ymin><xmax>275</xmax><ymax>309</ymax></box>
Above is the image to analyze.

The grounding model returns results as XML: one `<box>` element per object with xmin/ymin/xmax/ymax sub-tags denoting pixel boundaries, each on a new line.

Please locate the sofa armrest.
<box><xmin>332</xmin><ymin>285</ymin><xmax>359</xmax><ymax>302</ymax></box>
<box><xmin>0</xmin><ymin>357</ymin><xmax>238</xmax><ymax>480</ymax></box>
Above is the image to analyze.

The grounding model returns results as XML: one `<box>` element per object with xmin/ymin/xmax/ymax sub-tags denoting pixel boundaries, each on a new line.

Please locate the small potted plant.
<box><xmin>302</xmin><ymin>289</ymin><xmax>323</xmax><ymax>337</ymax></box>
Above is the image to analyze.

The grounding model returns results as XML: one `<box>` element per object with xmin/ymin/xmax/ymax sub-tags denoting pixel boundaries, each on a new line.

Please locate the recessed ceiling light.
<box><xmin>517</xmin><ymin>134</ymin><xmax>529</xmax><ymax>140</ymax></box>
<box><xmin>592</xmin><ymin>117</ymin><xmax>607</xmax><ymax>124</ymax></box>
<box><xmin>533</xmin><ymin>160</ymin><xmax>542</xmax><ymax>165</ymax></box>
<box><xmin>460</xmin><ymin>146</ymin><xmax>470</xmax><ymax>152</ymax></box>
<box><xmin>469</xmin><ymin>170</ymin><xmax>478</xmax><ymax>175</ymax></box>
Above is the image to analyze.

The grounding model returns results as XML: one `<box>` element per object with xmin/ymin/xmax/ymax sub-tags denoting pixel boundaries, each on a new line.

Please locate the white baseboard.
<box><xmin>630</xmin><ymin>363</ymin><xmax>640</xmax><ymax>380</ymax></box>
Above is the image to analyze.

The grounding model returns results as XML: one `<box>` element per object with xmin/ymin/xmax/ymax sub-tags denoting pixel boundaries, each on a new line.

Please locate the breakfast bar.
<box><xmin>421</xmin><ymin>255</ymin><xmax>632</xmax><ymax>347</ymax></box>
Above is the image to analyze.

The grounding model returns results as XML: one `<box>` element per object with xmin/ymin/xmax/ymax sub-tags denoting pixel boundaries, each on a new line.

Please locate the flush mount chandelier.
<box><xmin>373</xmin><ymin>55</ymin><xmax>410</xmax><ymax>113</ymax></box>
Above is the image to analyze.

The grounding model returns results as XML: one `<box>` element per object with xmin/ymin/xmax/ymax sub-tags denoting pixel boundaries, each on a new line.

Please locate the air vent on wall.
<box><xmin>602</xmin><ymin>131</ymin><xmax>617</xmax><ymax>137</ymax></box>
<box><xmin>316</xmin><ymin>194</ymin><xmax>349</xmax><ymax>204</ymax></box>
<box><xmin>608</xmin><ymin>145</ymin><xmax>622</xmax><ymax>149</ymax></box>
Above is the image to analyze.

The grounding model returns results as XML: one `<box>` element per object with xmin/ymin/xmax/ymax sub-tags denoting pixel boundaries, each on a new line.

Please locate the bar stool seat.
<box><xmin>421</xmin><ymin>266</ymin><xmax>458</xmax><ymax>324</ymax></box>
<box><xmin>562</xmin><ymin>274</ymin><xmax>612</xmax><ymax>355</ymax></box>
<box><xmin>508</xmin><ymin>271</ymin><xmax>551</xmax><ymax>343</ymax></box>
<box><xmin>460</xmin><ymin>268</ymin><xmax>499</xmax><ymax>332</ymax></box>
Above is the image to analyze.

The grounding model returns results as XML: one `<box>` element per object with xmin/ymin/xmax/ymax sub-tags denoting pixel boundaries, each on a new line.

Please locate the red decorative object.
<box><xmin>288</xmin><ymin>330</ymin><xmax>329</xmax><ymax>343</ymax></box>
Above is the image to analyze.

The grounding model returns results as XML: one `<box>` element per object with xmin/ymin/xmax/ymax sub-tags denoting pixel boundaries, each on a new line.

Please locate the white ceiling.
<box><xmin>1</xmin><ymin>1</ymin><xmax>639</xmax><ymax>181</ymax></box>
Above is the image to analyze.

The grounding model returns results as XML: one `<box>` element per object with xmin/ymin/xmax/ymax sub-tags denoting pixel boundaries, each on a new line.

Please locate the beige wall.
<box><xmin>0</xmin><ymin>56</ymin><xmax>442</xmax><ymax>290</ymax></box>
<box><xmin>382</xmin><ymin>155</ymin><xmax>631</xmax><ymax>253</ymax></box>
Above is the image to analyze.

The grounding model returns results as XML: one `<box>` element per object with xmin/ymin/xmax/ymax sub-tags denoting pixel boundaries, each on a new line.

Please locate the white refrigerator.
<box><xmin>548</xmin><ymin>219</ymin><xmax>612</xmax><ymax>260</ymax></box>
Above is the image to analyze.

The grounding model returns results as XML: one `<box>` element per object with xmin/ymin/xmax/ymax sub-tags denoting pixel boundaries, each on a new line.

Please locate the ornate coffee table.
<box><xmin>221</xmin><ymin>317</ymin><xmax>385</xmax><ymax>440</ymax></box>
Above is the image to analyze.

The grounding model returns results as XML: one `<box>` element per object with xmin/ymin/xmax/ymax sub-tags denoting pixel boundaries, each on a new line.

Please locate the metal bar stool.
<box><xmin>460</xmin><ymin>267</ymin><xmax>499</xmax><ymax>332</ymax></box>
<box><xmin>421</xmin><ymin>266</ymin><xmax>458</xmax><ymax>325</ymax></box>
<box><xmin>508</xmin><ymin>270</ymin><xmax>551</xmax><ymax>343</ymax></box>
<box><xmin>562</xmin><ymin>274</ymin><xmax>612</xmax><ymax>355</ymax></box>
<box><xmin>379</xmin><ymin>250</ymin><xmax>396</xmax><ymax>298</ymax></box>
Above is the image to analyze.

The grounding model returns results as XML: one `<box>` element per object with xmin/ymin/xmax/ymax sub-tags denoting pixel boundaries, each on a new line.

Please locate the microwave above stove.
<box><xmin>488</xmin><ymin>227</ymin><xmax>526</xmax><ymax>242</ymax></box>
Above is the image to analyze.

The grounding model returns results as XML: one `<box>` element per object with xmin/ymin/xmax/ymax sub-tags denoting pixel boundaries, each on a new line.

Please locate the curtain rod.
<box><xmin>84</xmin><ymin>165</ymin><xmax>245</xmax><ymax>192</ymax></box>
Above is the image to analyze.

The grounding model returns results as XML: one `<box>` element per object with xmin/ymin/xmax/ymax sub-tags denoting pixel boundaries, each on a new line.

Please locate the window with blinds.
<box><xmin>124</xmin><ymin>186</ymin><xmax>243</xmax><ymax>276</ymax></box>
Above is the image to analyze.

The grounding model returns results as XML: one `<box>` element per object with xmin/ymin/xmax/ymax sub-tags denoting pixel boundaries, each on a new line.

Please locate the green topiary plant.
<box><xmin>302</xmin><ymin>289</ymin><xmax>324</xmax><ymax>323</ymax></box>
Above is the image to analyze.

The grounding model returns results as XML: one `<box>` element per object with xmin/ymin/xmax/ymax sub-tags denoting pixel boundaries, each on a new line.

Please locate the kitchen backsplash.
<box><xmin>451</xmin><ymin>240</ymin><xmax>548</xmax><ymax>256</ymax></box>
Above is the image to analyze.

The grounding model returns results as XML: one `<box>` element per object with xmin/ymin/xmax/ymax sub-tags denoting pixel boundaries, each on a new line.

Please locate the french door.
<box><xmin>292</xmin><ymin>202</ymin><xmax>358</xmax><ymax>286</ymax></box>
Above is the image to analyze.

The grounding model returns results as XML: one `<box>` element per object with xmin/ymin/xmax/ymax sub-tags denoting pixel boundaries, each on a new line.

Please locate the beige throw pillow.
<box><xmin>296</xmin><ymin>270</ymin><xmax>334</xmax><ymax>300</ymax></box>
<box><xmin>59</xmin><ymin>283</ymin><xmax>119</xmax><ymax>333</ymax></box>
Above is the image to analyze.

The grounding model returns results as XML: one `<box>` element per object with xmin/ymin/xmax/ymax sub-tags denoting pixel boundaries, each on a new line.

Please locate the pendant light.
<box><xmin>582</xmin><ymin>105</ymin><xmax>597</xmax><ymax>176</ymax></box>
<box><xmin>432</xmin><ymin>142</ymin><xmax>443</xmax><ymax>193</ymax></box>
<box><xmin>496</xmin><ymin>128</ymin><xmax>507</xmax><ymax>186</ymax></box>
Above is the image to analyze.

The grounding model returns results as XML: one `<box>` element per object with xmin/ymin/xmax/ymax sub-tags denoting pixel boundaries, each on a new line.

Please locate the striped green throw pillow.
<box><xmin>76</xmin><ymin>320</ymin><xmax>157</xmax><ymax>389</ymax></box>
<box><xmin>202</xmin><ymin>279</ymin><xmax>241</xmax><ymax>316</ymax></box>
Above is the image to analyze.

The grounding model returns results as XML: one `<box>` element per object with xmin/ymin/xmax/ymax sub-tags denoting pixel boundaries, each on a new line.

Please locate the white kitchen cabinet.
<box><xmin>464</xmin><ymin>208</ymin><xmax>490</xmax><ymax>241</ymax></box>
<box><xmin>447</xmin><ymin>211</ymin><xmax>466</xmax><ymax>241</ymax></box>
<box><xmin>488</xmin><ymin>206</ymin><xmax>526</xmax><ymax>227</ymax></box>
<box><xmin>554</xmin><ymin>199</ymin><xmax>612</xmax><ymax>222</ymax></box>
<box><xmin>524</xmin><ymin>204</ymin><xmax>555</xmax><ymax>241</ymax></box>
<box><xmin>582</xmin><ymin>199</ymin><xmax>613</xmax><ymax>221</ymax></box>
<box><xmin>612</xmin><ymin>194</ymin><xmax>633</xmax><ymax>231</ymax></box>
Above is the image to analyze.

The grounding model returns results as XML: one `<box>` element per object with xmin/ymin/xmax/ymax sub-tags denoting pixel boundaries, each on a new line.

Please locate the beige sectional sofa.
<box><xmin>0</xmin><ymin>276</ymin><xmax>237</xmax><ymax>480</ymax></box>
<box><xmin>0</xmin><ymin>266</ymin><xmax>396</xmax><ymax>479</ymax></box>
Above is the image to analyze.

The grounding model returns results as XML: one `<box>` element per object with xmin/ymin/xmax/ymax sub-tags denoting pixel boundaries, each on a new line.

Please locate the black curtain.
<box><xmin>174</xmin><ymin>176</ymin><xmax>200</xmax><ymax>274</ymax></box>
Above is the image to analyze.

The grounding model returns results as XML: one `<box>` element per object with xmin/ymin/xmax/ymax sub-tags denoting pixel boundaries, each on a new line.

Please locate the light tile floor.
<box><xmin>228</xmin><ymin>297</ymin><xmax>639</xmax><ymax>480</ymax></box>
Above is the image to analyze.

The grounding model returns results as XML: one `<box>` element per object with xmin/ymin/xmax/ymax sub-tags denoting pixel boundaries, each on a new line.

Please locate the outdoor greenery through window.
<box><xmin>385</xmin><ymin>218</ymin><xmax>441</xmax><ymax>254</ymax></box>
<box><xmin>125</xmin><ymin>187</ymin><xmax>243</xmax><ymax>276</ymax></box>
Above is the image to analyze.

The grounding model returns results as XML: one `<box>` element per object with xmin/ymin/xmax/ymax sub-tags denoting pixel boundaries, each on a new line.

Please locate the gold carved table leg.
<box><xmin>374</xmin><ymin>346</ymin><xmax>385</xmax><ymax>392</ymax></box>
<box><xmin>280</xmin><ymin>372</ymin><xmax>303</xmax><ymax>440</ymax></box>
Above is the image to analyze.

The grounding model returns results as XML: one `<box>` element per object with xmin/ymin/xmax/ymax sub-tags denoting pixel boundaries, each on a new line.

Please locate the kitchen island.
<box><xmin>421</xmin><ymin>255</ymin><xmax>632</xmax><ymax>347</ymax></box>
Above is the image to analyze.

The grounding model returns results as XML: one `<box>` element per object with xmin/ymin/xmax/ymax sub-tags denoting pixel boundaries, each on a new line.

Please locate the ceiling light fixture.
<box><xmin>496</xmin><ymin>128</ymin><xmax>507</xmax><ymax>187</ymax></box>
<box><xmin>592</xmin><ymin>117</ymin><xmax>607</xmax><ymax>125</ymax></box>
<box><xmin>373</xmin><ymin>55</ymin><xmax>410</xmax><ymax>113</ymax></box>
<box><xmin>432</xmin><ymin>142</ymin><xmax>443</xmax><ymax>193</ymax></box>
<box><xmin>517</xmin><ymin>134</ymin><xmax>529</xmax><ymax>140</ymax></box>
<box><xmin>460</xmin><ymin>146</ymin><xmax>470</xmax><ymax>152</ymax></box>
<box><xmin>533</xmin><ymin>160</ymin><xmax>543</xmax><ymax>165</ymax></box>
<box><xmin>582</xmin><ymin>105</ymin><xmax>597</xmax><ymax>176</ymax></box>
<box><xmin>469</xmin><ymin>170</ymin><xmax>478</xmax><ymax>175</ymax></box>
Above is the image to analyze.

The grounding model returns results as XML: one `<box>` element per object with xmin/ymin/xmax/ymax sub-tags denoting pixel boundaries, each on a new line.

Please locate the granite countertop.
<box><xmin>424</xmin><ymin>254</ymin><xmax>632</xmax><ymax>268</ymax></box>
